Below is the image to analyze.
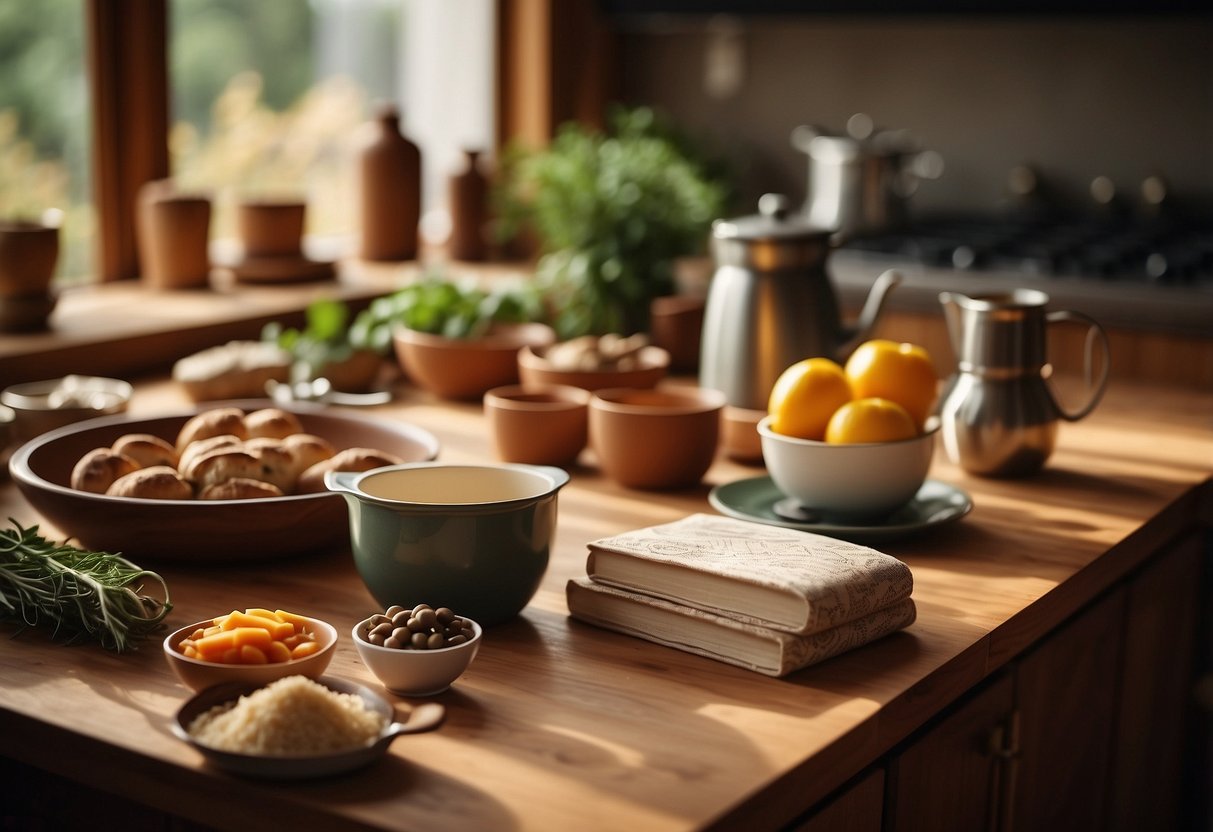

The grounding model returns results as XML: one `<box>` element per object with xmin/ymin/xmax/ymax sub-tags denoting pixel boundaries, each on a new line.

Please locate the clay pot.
<box><xmin>649</xmin><ymin>294</ymin><xmax>706</xmax><ymax>373</ymax></box>
<box><xmin>449</xmin><ymin>149</ymin><xmax>487</xmax><ymax>262</ymax></box>
<box><xmin>238</xmin><ymin>199</ymin><xmax>306</xmax><ymax>259</ymax></box>
<box><xmin>0</xmin><ymin>219</ymin><xmax>60</xmax><ymax>332</ymax></box>
<box><xmin>0</xmin><ymin>220</ymin><xmax>59</xmax><ymax>299</ymax></box>
<box><xmin>359</xmin><ymin>105</ymin><xmax>421</xmax><ymax>262</ymax></box>
<box><xmin>589</xmin><ymin>386</ymin><xmax>725</xmax><ymax>490</ymax></box>
<box><xmin>721</xmin><ymin>405</ymin><xmax>767</xmax><ymax>464</ymax></box>
<box><xmin>484</xmin><ymin>384</ymin><xmax>590</xmax><ymax>466</ymax></box>
<box><xmin>393</xmin><ymin>323</ymin><xmax>556</xmax><ymax>401</ymax></box>
<box><xmin>137</xmin><ymin>182</ymin><xmax>211</xmax><ymax>290</ymax></box>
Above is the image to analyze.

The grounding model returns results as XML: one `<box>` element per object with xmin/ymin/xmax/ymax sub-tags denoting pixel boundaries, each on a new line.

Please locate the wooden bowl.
<box><xmin>394</xmin><ymin>323</ymin><xmax>556</xmax><ymax>400</ymax></box>
<box><xmin>7</xmin><ymin>400</ymin><xmax>440</xmax><ymax>562</ymax></box>
<box><xmin>517</xmin><ymin>344</ymin><xmax>669</xmax><ymax>392</ymax></box>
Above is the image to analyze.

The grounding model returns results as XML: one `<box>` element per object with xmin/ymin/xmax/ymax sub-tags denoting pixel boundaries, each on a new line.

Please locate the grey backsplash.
<box><xmin>619</xmin><ymin>16</ymin><xmax>1213</xmax><ymax>217</ymax></box>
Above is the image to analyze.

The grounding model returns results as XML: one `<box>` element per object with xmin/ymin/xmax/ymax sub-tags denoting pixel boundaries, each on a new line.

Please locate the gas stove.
<box><xmin>828</xmin><ymin>213</ymin><xmax>1213</xmax><ymax>336</ymax></box>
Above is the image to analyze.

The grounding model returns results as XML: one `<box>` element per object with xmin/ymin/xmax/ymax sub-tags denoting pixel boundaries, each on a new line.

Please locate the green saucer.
<box><xmin>708</xmin><ymin>476</ymin><xmax>972</xmax><ymax>543</ymax></box>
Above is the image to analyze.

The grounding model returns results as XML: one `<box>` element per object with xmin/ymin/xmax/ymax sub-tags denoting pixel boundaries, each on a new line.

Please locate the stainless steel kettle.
<box><xmin>699</xmin><ymin>194</ymin><xmax>901</xmax><ymax>410</ymax></box>
<box><xmin>938</xmin><ymin>289</ymin><xmax>1111</xmax><ymax>477</ymax></box>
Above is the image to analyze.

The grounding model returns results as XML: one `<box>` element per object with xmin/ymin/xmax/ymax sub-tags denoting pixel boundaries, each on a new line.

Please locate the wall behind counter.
<box><xmin>617</xmin><ymin>16</ymin><xmax>1213</xmax><ymax>216</ymax></box>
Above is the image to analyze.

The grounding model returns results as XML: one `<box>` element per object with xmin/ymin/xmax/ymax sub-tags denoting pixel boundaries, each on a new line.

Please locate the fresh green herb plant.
<box><xmin>263</xmin><ymin>298</ymin><xmax>375</xmax><ymax>382</ymax></box>
<box><xmin>349</xmin><ymin>275</ymin><xmax>545</xmax><ymax>346</ymax></box>
<box><xmin>495</xmin><ymin>106</ymin><xmax>729</xmax><ymax>338</ymax></box>
<box><xmin>0</xmin><ymin>519</ymin><xmax>172</xmax><ymax>652</ymax></box>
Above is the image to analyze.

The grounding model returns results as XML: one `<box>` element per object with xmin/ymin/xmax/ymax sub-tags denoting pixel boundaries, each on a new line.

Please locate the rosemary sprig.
<box><xmin>0</xmin><ymin>518</ymin><xmax>172</xmax><ymax>653</ymax></box>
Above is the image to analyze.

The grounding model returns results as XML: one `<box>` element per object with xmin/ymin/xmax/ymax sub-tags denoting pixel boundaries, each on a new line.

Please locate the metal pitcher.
<box><xmin>938</xmin><ymin>289</ymin><xmax>1111</xmax><ymax>477</ymax></box>
<box><xmin>699</xmin><ymin>194</ymin><xmax>901</xmax><ymax>410</ymax></box>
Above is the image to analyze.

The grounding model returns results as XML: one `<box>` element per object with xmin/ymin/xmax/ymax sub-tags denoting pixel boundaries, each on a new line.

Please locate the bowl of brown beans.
<box><xmin>352</xmin><ymin>604</ymin><xmax>482</xmax><ymax>697</ymax></box>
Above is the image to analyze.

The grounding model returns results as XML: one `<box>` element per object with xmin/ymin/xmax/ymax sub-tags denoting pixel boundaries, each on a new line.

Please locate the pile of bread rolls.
<box><xmin>70</xmin><ymin>407</ymin><xmax>405</xmax><ymax>500</ymax></box>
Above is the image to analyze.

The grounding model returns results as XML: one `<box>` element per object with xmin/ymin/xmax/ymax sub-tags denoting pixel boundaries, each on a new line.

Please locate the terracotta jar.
<box><xmin>136</xmin><ymin>181</ymin><xmax>211</xmax><ymax>289</ymax></box>
<box><xmin>0</xmin><ymin>218</ymin><xmax>60</xmax><ymax>332</ymax></box>
<box><xmin>359</xmin><ymin>105</ymin><xmax>421</xmax><ymax>262</ymax></box>
<box><xmin>0</xmin><ymin>219</ymin><xmax>59</xmax><ymax>299</ymax></box>
<box><xmin>237</xmin><ymin>199</ymin><xmax>306</xmax><ymax>259</ymax></box>
<box><xmin>448</xmin><ymin>149</ymin><xmax>487</xmax><ymax>261</ymax></box>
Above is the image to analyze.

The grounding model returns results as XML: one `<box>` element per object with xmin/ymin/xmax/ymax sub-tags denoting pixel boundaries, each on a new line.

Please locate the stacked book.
<box><xmin>566</xmin><ymin>513</ymin><xmax>916</xmax><ymax>677</ymax></box>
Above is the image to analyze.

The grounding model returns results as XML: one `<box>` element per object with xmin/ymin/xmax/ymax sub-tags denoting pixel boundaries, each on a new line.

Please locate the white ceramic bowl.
<box><xmin>352</xmin><ymin>616</ymin><xmax>482</xmax><ymax>697</ymax></box>
<box><xmin>163</xmin><ymin>614</ymin><xmax>338</xmax><ymax>692</ymax></box>
<box><xmin>758</xmin><ymin>415</ymin><xmax>937</xmax><ymax>519</ymax></box>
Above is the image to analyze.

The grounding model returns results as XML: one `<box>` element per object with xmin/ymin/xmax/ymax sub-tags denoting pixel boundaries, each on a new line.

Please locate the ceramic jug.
<box><xmin>938</xmin><ymin>288</ymin><xmax>1110</xmax><ymax>477</ymax></box>
<box><xmin>699</xmin><ymin>194</ymin><xmax>901</xmax><ymax>410</ymax></box>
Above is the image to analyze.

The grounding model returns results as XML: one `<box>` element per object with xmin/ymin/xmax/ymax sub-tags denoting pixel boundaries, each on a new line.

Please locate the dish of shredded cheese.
<box><xmin>187</xmin><ymin>675</ymin><xmax>386</xmax><ymax>755</ymax></box>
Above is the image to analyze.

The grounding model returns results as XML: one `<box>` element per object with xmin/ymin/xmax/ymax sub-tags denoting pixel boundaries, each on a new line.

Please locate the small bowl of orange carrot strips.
<box><xmin>163</xmin><ymin>608</ymin><xmax>337</xmax><ymax>692</ymax></box>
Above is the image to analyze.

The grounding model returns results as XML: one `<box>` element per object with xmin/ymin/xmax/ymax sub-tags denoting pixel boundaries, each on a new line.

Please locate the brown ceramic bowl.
<box><xmin>589</xmin><ymin>386</ymin><xmax>726</xmax><ymax>490</ymax></box>
<box><xmin>7</xmin><ymin>400</ymin><xmax>440</xmax><ymax>562</ymax></box>
<box><xmin>721</xmin><ymin>406</ymin><xmax>767</xmax><ymax>464</ymax></box>
<box><xmin>517</xmin><ymin>343</ymin><xmax>669</xmax><ymax>392</ymax></box>
<box><xmin>483</xmin><ymin>384</ymin><xmax>590</xmax><ymax>466</ymax></box>
<box><xmin>163</xmin><ymin>613</ymin><xmax>337</xmax><ymax>692</ymax></box>
<box><xmin>395</xmin><ymin>323</ymin><xmax>556</xmax><ymax>401</ymax></box>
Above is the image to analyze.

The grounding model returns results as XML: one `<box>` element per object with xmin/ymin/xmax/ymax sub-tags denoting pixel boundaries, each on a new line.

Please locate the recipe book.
<box><xmin>567</xmin><ymin>578</ymin><xmax>917</xmax><ymax>677</ymax></box>
<box><xmin>585</xmin><ymin>513</ymin><xmax>913</xmax><ymax>635</ymax></box>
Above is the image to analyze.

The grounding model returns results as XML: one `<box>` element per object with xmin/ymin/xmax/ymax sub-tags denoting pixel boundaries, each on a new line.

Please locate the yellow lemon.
<box><xmin>767</xmin><ymin>357</ymin><xmax>853</xmax><ymax>440</ymax></box>
<box><xmin>825</xmin><ymin>397</ymin><xmax>918</xmax><ymax>444</ymax></box>
<box><xmin>844</xmin><ymin>339</ymin><xmax>938</xmax><ymax>429</ymax></box>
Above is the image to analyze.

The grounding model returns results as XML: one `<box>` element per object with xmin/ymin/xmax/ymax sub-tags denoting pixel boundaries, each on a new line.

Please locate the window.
<box><xmin>0</xmin><ymin>1</ymin><xmax>93</xmax><ymax>286</ymax></box>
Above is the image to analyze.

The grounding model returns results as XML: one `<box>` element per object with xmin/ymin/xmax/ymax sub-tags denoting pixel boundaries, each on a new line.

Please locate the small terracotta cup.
<box><xmin>137</xmin><ymin>181</ymin><xmax>212</xmax><ymax>289</ymax></box>
<box><xmin>484</xmin><ymin>384</ymin><xmax>590</xmax><ymax>466</ymax></box>
<box><xmin>0</xmin><ymin>219</ymin><xmax>60</xmax><ymax>299</ymax></box>
<box><xmin>589</xmin><ymin>386</ymin><xmax>726</xmax><ymax>490</ymax></box>
<box><xmin>721</xmin><ymin>405</ymin><xmax>767</xmax><ymax>464</ymax></box>
<box><xmin>649</xmin><ymin>294</ymin><xmax>705</xmax><ymax>373</ymax></box>
<box><xmin>238</xmin><ymin>199</ymin><xmax>306</xmax><ymax>258</ymax></box>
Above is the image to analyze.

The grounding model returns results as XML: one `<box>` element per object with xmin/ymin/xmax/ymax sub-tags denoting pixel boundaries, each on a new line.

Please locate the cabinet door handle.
<box><xmin>985</xmin><ymin>711</ymin><xmax>1022</xmax><ymax>832</ymax></box>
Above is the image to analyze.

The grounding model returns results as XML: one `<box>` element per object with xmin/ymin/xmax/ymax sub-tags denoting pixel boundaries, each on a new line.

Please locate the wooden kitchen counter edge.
<box><xmin>0</xmin><ymin>378</ymin><xmax>1209</xmax><ymax>832</ymax></box>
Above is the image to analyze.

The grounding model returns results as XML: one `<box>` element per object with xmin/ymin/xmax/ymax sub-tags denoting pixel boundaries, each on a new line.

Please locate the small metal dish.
<box><xmin>172</xmin><ymin>675</ymin><xmax>445</xmax><ymax>779</ymax></box>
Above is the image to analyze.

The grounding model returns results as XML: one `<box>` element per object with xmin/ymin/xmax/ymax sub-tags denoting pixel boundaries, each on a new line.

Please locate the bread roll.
<box><xmin>199</xmin><ymin>478</ymin><xmax>285</xmax><ymax>500</ymax></box>
<box><xmin>186</xmin><ymin>449</ymin><xmax>265</xmax><ymax>491</ymax></box>
<box><xmin>296</xmin><ymin>447</ymin><xmax>406</xmax><ymax>494</ymax></box>
<box><xmin>71</xmin><ymin>449</ymin><xmax>140</xmax><ymax>494</ymax></box>
<box><xmin>111</xmin><ymin>433</ymin><xmax>179</xmax><ymax>469</ymax></box>
<box><xmin>106</xmin><ymin>466</ymin><xmax>193</xmax><ymax>500</ymax></box>
<box><xmin>178</xmin><ymin>433</ymin><xmax>244</xmax><ymax>477</ymax></box>
<box><xmin>175</xmin><ymin>407</ymin><xmax>248</xmax><ymax>452</ymax></box>
<box><xmin>245</xmin><ymin>408</ymin><xmax>304</xmax><ymax>440</ymax></box>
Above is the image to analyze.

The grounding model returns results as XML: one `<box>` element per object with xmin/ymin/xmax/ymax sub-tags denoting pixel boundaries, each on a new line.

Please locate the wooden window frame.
<box><xmin>87</xmin><ymin>0</ymin><xmax>169</xmax><ymax>282</ymax></box>
<box><xmin>85</xmin><ymin>0</ymin><xmax>613</xmax><ymax>283</ymax></box>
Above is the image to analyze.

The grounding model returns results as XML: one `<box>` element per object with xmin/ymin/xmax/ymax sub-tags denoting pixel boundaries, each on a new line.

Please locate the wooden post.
<box><xmin>86</xmin><ymin>0</ymin><xmax>169</xmax><ymax>282</ymax></box>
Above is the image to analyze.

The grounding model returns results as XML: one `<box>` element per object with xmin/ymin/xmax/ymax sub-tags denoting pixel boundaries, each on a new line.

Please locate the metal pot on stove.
<box><xmin>792</xmin><ymin>113</ymin><xmax>944</xmax><ymax>241</ymax></box>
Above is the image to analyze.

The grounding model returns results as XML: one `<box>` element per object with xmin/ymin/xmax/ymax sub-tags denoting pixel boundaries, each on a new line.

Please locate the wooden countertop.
<box><xmin>0</xmin><ymin>376</ymin><xmax>1210</xmax><ymax>831</ymax></box>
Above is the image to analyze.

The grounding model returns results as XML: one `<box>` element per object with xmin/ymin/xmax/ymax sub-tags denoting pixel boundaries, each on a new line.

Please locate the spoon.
<box><xmin>267</xmin><ymin>377</ymin><xmax>393</xmax><ymax>407</ymax></box>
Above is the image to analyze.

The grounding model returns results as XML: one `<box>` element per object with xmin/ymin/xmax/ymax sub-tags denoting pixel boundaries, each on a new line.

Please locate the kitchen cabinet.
<box><xmin>788</xmin><ymin>769</ymin><xmax>883</xmax><ymax>832</ymax></box>
<box><xmin>886</xmin><ymin>673</ymin><xmax>1015</xmax><ymax>832</ymax></box>
<box><xmin>886</xmin><ymin>534</ymin><xmax>1203</xmax><ymax>832</ymax></box>
<box><xmin>1109</xmin><ymin>532</ymin><xmax>1204</xmax><ymax>832</ymax></box>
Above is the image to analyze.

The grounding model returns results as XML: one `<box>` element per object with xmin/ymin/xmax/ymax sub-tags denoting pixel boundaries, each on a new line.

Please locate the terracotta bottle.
<box><xmin>359</xmin><ymin>105</ymin><xmax>421</xmax><ymax>261</ymax></box>
<box><xmin>448</xmin><ymin>149</ymin><xmax>487</xmax><ymax>262</ymax></box>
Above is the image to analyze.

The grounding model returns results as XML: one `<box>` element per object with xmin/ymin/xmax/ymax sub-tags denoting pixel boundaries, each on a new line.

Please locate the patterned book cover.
<box><xmin>586</xmin><ymin>513</ymin><xmax>913</xmax><ymax>635</ymax></box>
<box><xmin>567</xmin><ymin>577</ymin><xmax>917</xmax><ymax>677</ymax></box>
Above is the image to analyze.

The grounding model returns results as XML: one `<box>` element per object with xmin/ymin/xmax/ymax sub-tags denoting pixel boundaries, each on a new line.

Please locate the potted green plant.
<box><xmin>495</xmin><ymin>107</ymin><xmax>729</xmax><ymax>339</ymax></box>
<box><xmin>262</xmin><ymin>299</ymin><xmax>384</xmax><ymax>392</ymax></box>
